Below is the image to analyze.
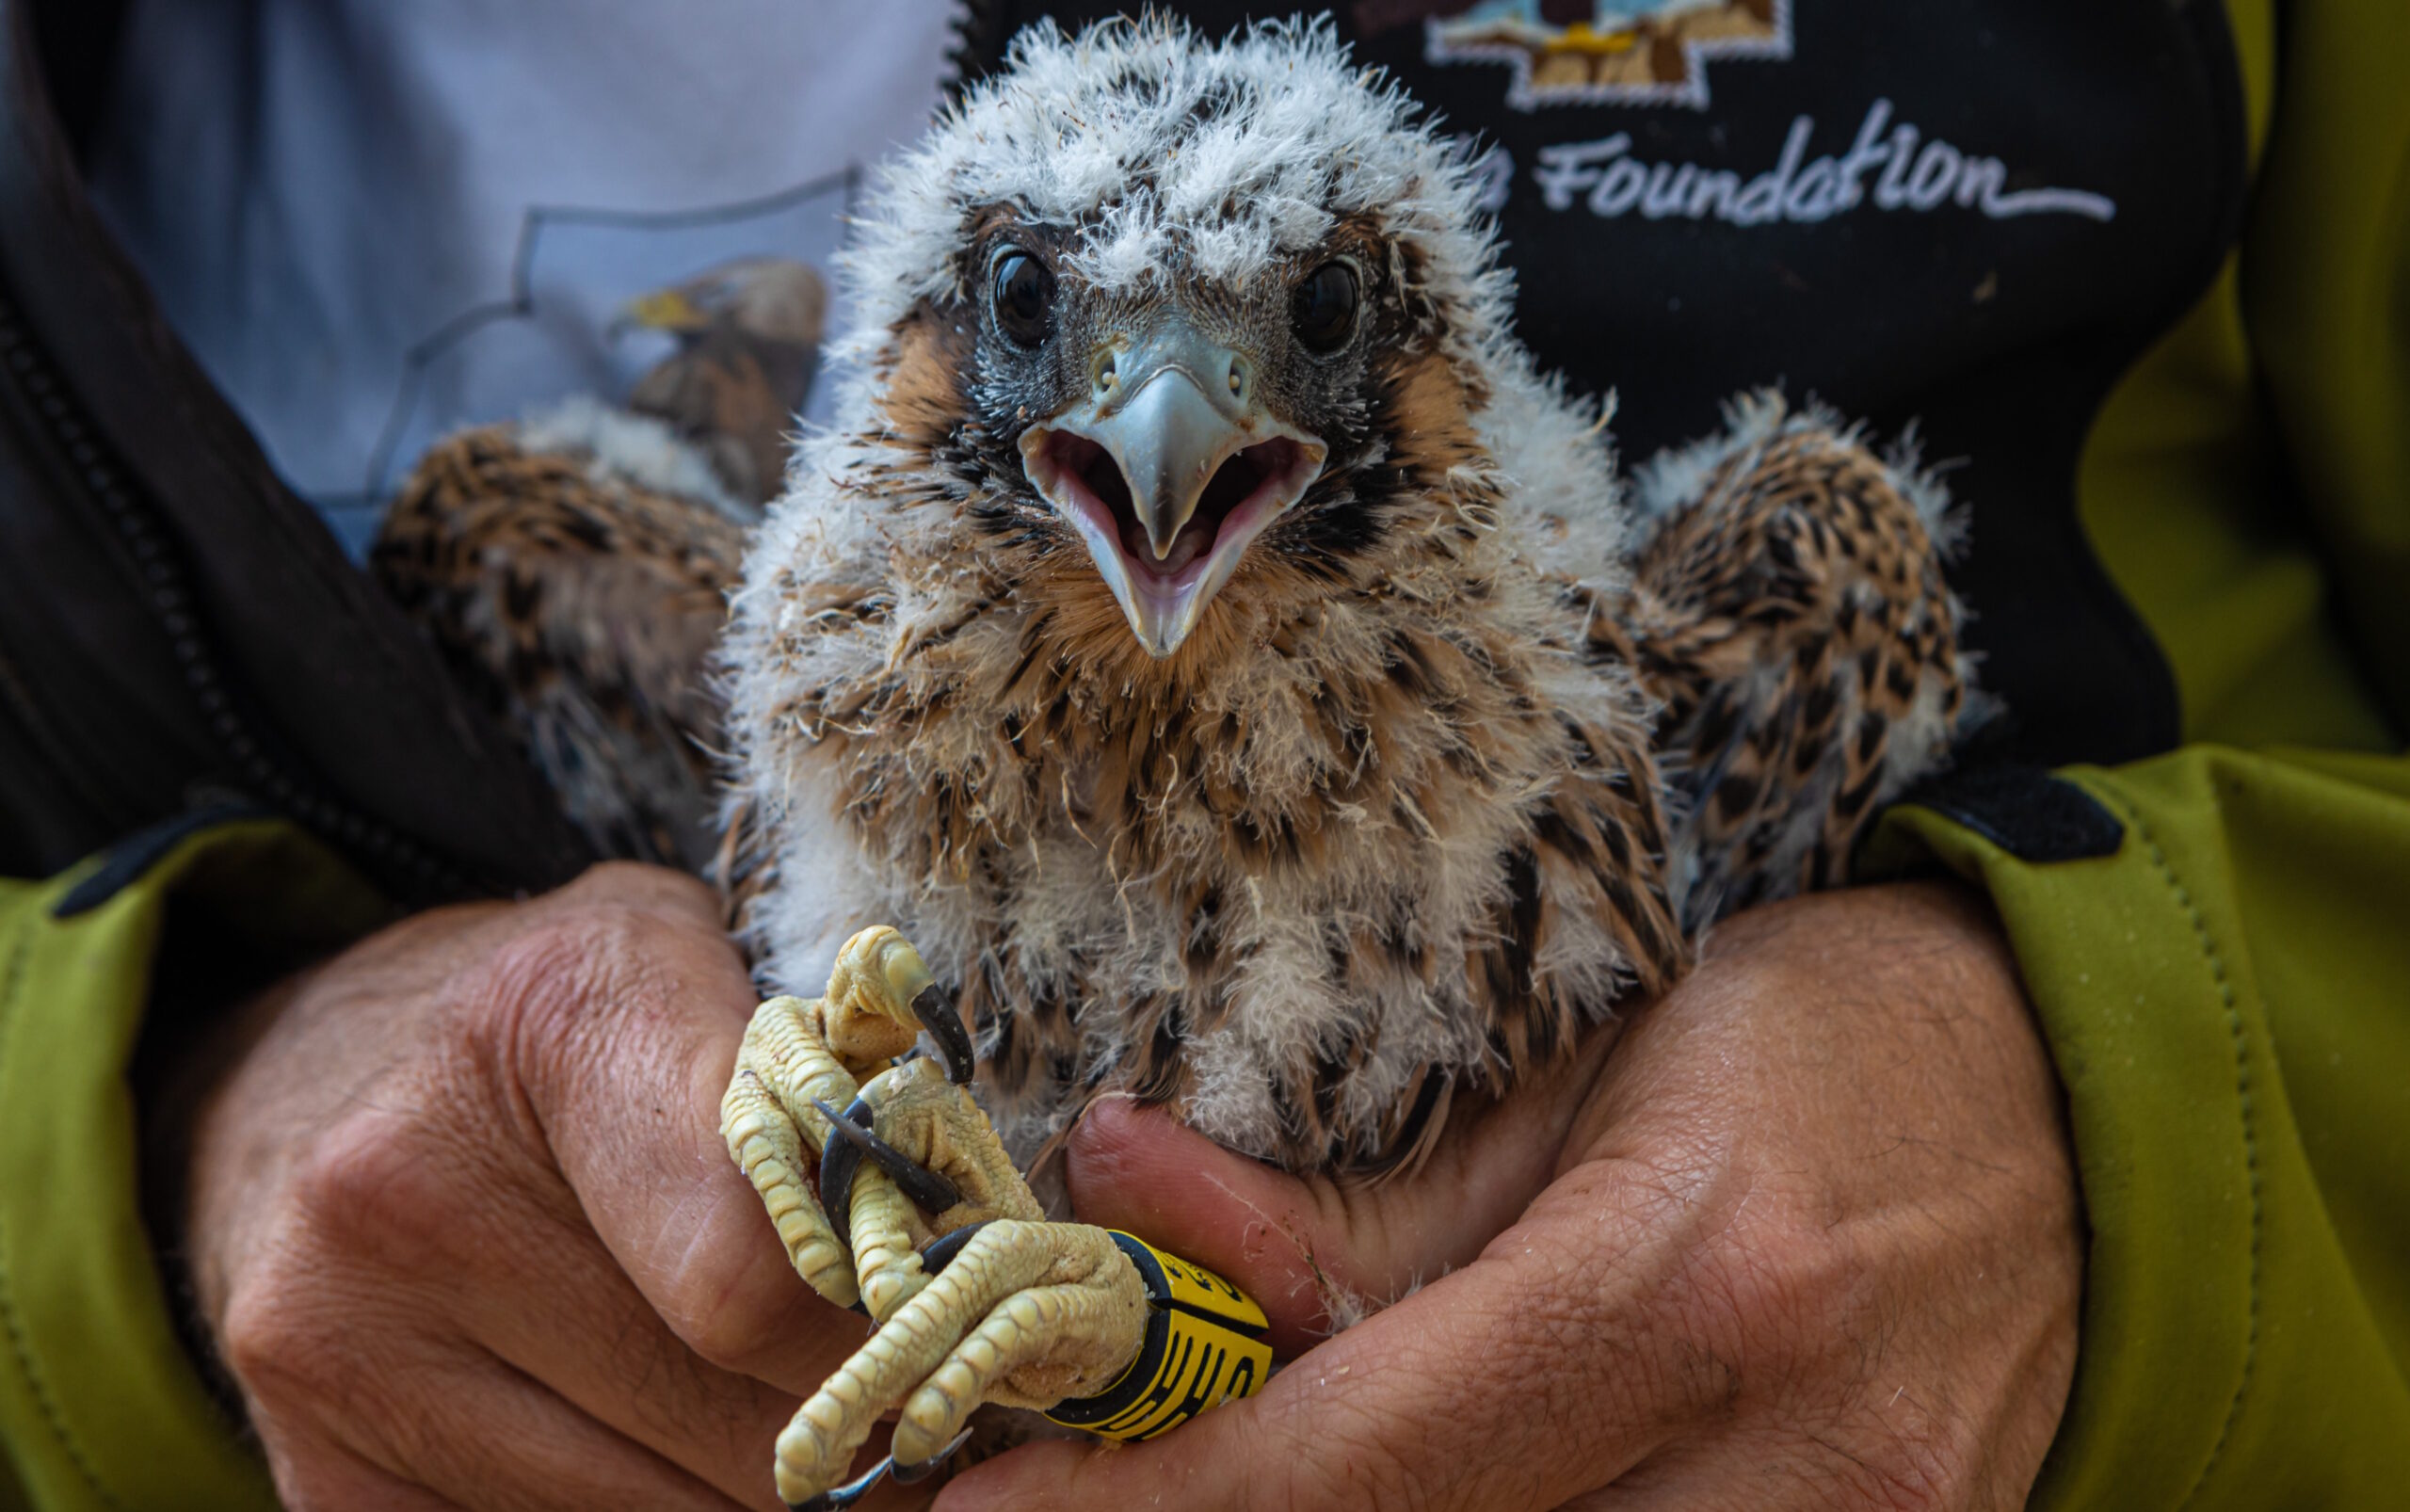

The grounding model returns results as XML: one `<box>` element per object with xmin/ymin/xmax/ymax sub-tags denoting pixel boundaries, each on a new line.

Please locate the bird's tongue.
<box><xmin>1020</xmin><ymin>415</ymin><xmax>1326</xmax><ymax>658</ymax></box>
<box><xmin>1121</xmin><ymin>510</ymin><xmax>1213</xmax><ymax>580</ymax></box>
<box><xmin>1117</xmin><ymin>443</ymin><xmax>1280</xmax><ymax>585</ymax></box>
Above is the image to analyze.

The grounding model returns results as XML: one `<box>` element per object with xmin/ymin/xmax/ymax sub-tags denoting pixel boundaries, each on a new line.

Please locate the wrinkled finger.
<box><xmin>1564</xmin><ymin>1423</ymin><xmax>1955</xmax><ymax>1512</ymax></box>
<box><xmin>264</xmin><ymin>1445</ymin><xmax>465</xmax><ymax>1512</ymax></box>
<box><xmin>436</xmin><ymin>1194</ymin><xmax>820</xmax><ymax>1505</ymax></box>
<box><xmin>1064</xmin><ymin>1049</ymin><xmax>1608</xmax><ymax>1354</ymax></box>
<box><xmin>546</xmin><ymin>858</ymin><xmax>728</xmax><ymax>929</ymax></box>
<box><xmin>261</xmin><ymin>1318</ymin><xmax>757</xmax><ymax>1512</ymax></box>
<box><xmin>475</xmin><ymin>1297</ymin><xmax>924</xmax><ymax>1512</ymax></box>
<box><xmin>330</xmin><ymin>1345</ymin><xmax>755</xmax><ymax>1512</ymax></box>
<box><xmin>242</xmin><ymin>974</ymin><xmax>839</xmax><ymax>1500</ymax></box>
<box><xmin>472</xmin><ymin>890</ymin><xmax>871</xmax><ymax>1392</ymax></box>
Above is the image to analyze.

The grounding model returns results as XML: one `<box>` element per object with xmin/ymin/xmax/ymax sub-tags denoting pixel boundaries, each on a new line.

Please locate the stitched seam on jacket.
<box><xmin>0</xmin><ymin>909</ymin><xmax>133</xmax><ymax>1510</ymax></box>
<box><xmin>2106</xmin><ymin>795</ymin><xmax>2261</xmax><ymax>1506</ymax></box>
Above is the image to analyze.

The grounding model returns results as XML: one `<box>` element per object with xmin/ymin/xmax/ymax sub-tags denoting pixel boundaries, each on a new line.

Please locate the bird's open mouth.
<box><xmin>1032</xmin><ymin>430</ymin><xmax>1315</xmax><ymax>588</ymax></box>
<box><xmin>1021</xmin><ymin>397</ymin><xmax>1324</xmax><ymax>658</ymax></box>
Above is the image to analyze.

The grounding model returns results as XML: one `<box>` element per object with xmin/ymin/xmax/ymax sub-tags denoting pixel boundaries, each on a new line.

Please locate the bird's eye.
<box><xmin>990</xmin><ymin>250</ymin><xmax>1054</xmax><ymax>347</ymax></box>
<box><xmin>1292</xmin><ymin>261</ymin><xmax>1359</xmax><ymax>353</ymax></box>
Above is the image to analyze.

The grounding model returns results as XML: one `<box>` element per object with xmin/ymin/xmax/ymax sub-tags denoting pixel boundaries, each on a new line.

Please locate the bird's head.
<box><xmin>619</xmin><ymin>257</ymin><xmax>829</xmax><ymax>350</ymax></box>
<box><xmin>1003</xmin><ymin>235</ymin><xmax>1346</xmax><ymax>657</ymax></box>
<box><xmin>827</xmin><ymin>15</ymin><xmax>1525</xmax><ymax>670</ymax></box>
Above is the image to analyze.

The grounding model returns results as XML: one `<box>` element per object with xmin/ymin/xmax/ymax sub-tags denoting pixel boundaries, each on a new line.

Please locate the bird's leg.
<box><xmin>768</xmin><ymin>1054</ymin><xmax>1157</xmax><ymax>1506</ymax></box>
<box><xmin>771</xmin><ymin>1218</ymin><xmax>1152</xmax><ymax>1510</ymax></box>
<box><xmin>731</xmin><ymin>931</ymin><xmax>1263</xmax><ymax>1510</ymax></box>
<box><xmin>719</xmin><ymin>926</ymin><xmax>952</xmax><ymax>1309</ymax></box>
<box><xmin>774</xmin><ymin>1158</ymin><xmax>1274</xmax><ymax>1510</ymax></box>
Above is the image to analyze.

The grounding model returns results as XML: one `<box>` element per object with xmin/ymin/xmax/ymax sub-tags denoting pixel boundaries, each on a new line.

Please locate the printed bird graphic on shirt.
<box><xmin>372</xmin><ymin>256</ymin><xmax>826</xmax><ymax>869</ymax></box>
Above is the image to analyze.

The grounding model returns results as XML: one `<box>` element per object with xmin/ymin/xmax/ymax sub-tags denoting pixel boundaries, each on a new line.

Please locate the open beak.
<box><xmin>1020</xmin><ymin>320</ymin><xmax>1326</xmax><ymax>657</ymax></box>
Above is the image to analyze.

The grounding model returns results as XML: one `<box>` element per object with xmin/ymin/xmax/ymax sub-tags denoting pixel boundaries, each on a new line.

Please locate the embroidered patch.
<box><xmin>1424</xmin><ymin>0</ymin><xmax>1793</xmax><ymax>111</ymax></box>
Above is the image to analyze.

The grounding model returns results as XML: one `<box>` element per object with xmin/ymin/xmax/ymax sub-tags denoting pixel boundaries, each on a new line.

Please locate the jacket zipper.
<box><xmin>0</xmin><ymin>281</ymin><xmax>478</xmax><ymax>899</ymax></box>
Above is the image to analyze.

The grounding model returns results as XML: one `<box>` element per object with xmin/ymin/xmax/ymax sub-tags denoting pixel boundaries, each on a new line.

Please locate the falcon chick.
<box><xmin>724</xmin><ymin>16</ymin><xmax>1972</xmax><ymax>1172</ymax></box>
<box><xmin>715</xmin><ymin>15</ymin><xmax>1975</xmax><ymax>1504</ymax></box>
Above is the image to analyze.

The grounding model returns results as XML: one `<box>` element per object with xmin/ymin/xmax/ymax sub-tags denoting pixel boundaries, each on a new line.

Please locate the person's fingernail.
<box><xmin>1068</xmin><ymin>1091</ymin><xmax>1144</xmax><ymax>1144</ymax></box>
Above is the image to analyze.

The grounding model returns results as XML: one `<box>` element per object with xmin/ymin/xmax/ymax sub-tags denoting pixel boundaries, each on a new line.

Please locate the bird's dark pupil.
<box><xmin>1293</xmin><ymin>262</ymin><xmax>1358</xmax><ymax>352</ymax></box>
<box><xmin>993</xmin><ymin>253</ymin><xmax>1052</xmax><ymax>346</ymax></box>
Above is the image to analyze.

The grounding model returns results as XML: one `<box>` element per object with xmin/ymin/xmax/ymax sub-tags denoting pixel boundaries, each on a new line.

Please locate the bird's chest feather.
<box><xmin>803</xmin><ymin>584</ymin><xmax>1690</xmax><ymax>1175</ymax></box>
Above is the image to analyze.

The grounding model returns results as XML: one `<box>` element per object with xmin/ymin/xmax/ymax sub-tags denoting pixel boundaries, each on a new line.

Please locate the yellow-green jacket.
<box><xmin>3</xmin><ymin>0</ymin><xmax>2405</xmax><ymax>1506</ymax></box>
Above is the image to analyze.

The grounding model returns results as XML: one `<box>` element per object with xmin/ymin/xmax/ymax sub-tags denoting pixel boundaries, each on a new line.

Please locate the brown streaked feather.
<box><xmin>401</xmin><ymin>393</ymin><xmax>1956</xmax><ymax>1182</ymax></box>
<box><xmin>1603</xmin><ymin>410</ymin><xmax>1968</xmax><ymax>926</ymax></box>
<box><xmin>739</xmin><ymin>332</ymin><xmax>1694</xmax><ymax>1177</ymax></box>
<box><xmin>373</xmin><ymin>424</ymin><xmax>745</xmax><ymax>870</ymax></box>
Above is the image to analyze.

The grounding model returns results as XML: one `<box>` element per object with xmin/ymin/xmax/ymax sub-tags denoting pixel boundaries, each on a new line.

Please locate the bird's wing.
<box><xmin>372</xmin><ymin>416</ymin><xmax>747</xmax><ymax>873</ymax></box>
<box><xmin>1600</xmin><ymin>394</ymin><xmax>1978</xmax><ymax>929</ymax></box>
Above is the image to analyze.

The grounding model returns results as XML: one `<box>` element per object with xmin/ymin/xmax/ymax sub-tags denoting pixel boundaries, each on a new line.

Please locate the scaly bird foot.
<box><xmin>772</xmin><ymin>1219</ymin><xmax>1150</xmax><ymax>1509</ymax></box>
<box><xmin>821</xmin><ymin>1056</ymin><xmax>1048</xmax><ymax>1322</ymax></box>
<box><xmin>727</xmin><ymin>927</ymin><xmax>1242</xmax><ymax>1509</ymax></box>
<box><xmin>719</xmin><ymin>926</ymin><xmax>978</xmax><ymax>1309</ymax></box>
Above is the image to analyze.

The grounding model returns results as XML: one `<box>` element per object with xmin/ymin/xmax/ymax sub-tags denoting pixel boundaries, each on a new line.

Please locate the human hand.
<box><xmin>184</xmin><ymin>863</ymin><xmax>915</xmax><ymax>1511</ymax></box>
<box><xmin>941</xmin><ymin>881</ymin><xmax>2081</xmax><ymax>1510</ymax></box>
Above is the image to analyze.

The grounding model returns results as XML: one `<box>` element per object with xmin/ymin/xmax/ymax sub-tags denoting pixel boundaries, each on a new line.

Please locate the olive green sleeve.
<box><xmin>2237</xmin><ymin>0</ymin><xmax>2410</xmax><ymax>730</ymax></box>
<box><xmin>0</xmin><ymin>818</ymin><xmax>387</xmax><ymax>1511</ymax></box>
<box><xmin>1885</xmin><ymin>2</ymin><xmax>2410</xmax><ymax>1498</ymax></box>
<box><xmin>1872</xmin><ymin>748</ymin><xmax>2410</xmax><ymax>1509</ymax></box>
<box><xmin>2079</xmin><ymin>0</ymin><xmax>2408</xmax><ymax>752</ymax></box>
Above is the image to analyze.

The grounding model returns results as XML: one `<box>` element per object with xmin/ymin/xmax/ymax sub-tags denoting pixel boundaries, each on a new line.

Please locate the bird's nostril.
<box><xmin>1097</xmin><ymin>352</ymin><xmax>1117</xmax><ymax>393</ymax></box>
<box><xmin>1227</xmin><ymin>359</ymin><xmax>1245</xmax><ymax>398</ymax></box>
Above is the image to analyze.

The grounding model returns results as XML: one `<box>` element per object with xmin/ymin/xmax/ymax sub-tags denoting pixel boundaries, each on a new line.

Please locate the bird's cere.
<box><xmin>1020</xmin><ymin>317</ymin><xmax>1326</xmax><ymax>656</ymax></box>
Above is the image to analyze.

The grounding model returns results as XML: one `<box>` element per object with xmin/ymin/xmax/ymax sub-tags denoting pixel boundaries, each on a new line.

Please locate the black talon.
<box><xmin>910</xmin><ymin>983</ymin><xmax>979</xmax><ymax>1085</ymax></box>
<box><xmin>917</xmin><ymin>1219</ymin><xmax>994</xmax><ymax>1278</ymax></box>
<box><xmin>812</xmin><ymin>1098</ymin><xmax>964</xmax><ymax>1215</ymax></box>
<box><xmin>785</xmin><ymin>1453</ymin><xmax>895</xmax><ymax>1511</ymax></box>
<box><xmin>814</xmin><ymin>1098</ymin><xmax>871</xmax><ymax>1239</ymax></box>
<box><xmin>891</xmin><ymin>1428</ymin><xmax>976</xmax><ymax>1483</ymax></box>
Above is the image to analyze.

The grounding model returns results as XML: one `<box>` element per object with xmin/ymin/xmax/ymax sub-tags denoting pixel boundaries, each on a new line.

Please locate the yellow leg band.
<box><xmin>1041</xmin><ymin>1231</ymin><xmax>1272</xmax><ymax>1441</ymax></box>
